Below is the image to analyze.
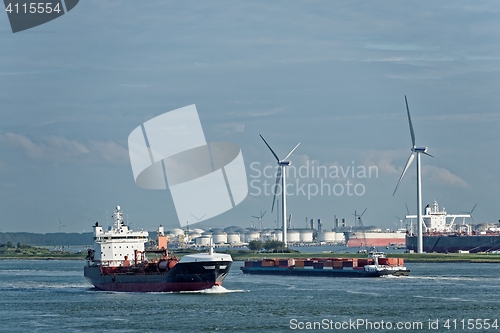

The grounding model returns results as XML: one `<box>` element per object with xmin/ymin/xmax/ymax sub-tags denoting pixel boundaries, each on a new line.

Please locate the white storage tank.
<box><xmin>260</xmin><ymin>230</ymin><xmax>273</xmax><ymax>241</ymax></box>
<box><xmin>299</xmin><ymin>230</ymin><xmax>314</xmax><ymax>243</ymax></box>
<box><xmin>192</xmin><ymin>228</ymin><xmax>205</xmax><ymax>234</ymax></box>
<box><xmin>213</xmin><ymin>232</ymin><xmax>227</xmax><ymax>244</ymax></box>
<box><xmin>195</xmin><ymin>236</ymin><xmax>211</xmax><ymax>246</ymax></box>
<box><xmin>272</xmin><ymin>230</ymin><xmax>283</xmax><ymax>241</ymax></box>
<box><xmin>244</xmin><ymin>231</ymin><xmax>261</xmax><ymax>242</ymax></box>
<box><xmin>335</xmin><ymin>232</ymin><xmax>346</xmax><ymax>243</ymax></box>
<box><xmin>287</xmin><ymin>230</ymin><xmax>300</xmax><ymax>243</ymax></box>
<box><xmin>188</xmin><ymin>231</ymin><xmax>202</xmax><ymax>240</ymax></box>
<box><xmin>170</xmin><ymin>228</ymin><xmax>185</xmax><ymax>236</ymax></box>
<box><xmin>227</xmin><ymin>233</ymin><xmax>241</xmax><ymax>244</ymax></box>
<box><xmin>317</xmin><ymin>231</ymin><xmax>336</xmax><ymax>242</ymax></box>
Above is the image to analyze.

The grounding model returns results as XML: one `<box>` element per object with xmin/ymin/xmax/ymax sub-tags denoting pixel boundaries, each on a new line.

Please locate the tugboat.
<box><xmin>84</xmin><ymin>206</ymin><xmax>232</xmax><ymax>292</ymax></box>
<box><xmin>241</xmin><ymin>252</ymin><xmax>409</xmax><ymax>278</ymax></box>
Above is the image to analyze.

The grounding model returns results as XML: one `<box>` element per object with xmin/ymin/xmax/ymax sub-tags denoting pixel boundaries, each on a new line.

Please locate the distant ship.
<box><xmin>241</xmin><ymin>252</ymin><xmax>409</xmax><ymax>277</ymax></box>
<box><xmin>405</xmin><ymin>200</ymin><xmax>500</xmax><ymax>253</ymax></box>
<box><xmin>344</xmin><ymin>229</ymin><xmax>406</xmax><ymax>247</ymax></box>
<box><xmin>84</xmin><ymin>206</ymin><xmax>232</xmax><ymax>292</ymax></box>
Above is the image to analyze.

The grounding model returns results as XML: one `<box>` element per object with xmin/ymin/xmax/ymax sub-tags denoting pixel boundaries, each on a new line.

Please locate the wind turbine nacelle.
<box><xmin>279</xmin><ymin>161</ymin><xmax>291</xmax><ymax>166</ymax></box>
<box><xmin>413</xmin><ymin>147</ymin><xmax>428</xmax><ymax>153</ymax></box>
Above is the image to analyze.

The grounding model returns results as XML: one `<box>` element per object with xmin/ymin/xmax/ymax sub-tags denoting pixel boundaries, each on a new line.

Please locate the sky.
<box><xmin>1</xmin><ymin>1</ymin><xmax>499</xmax><ymax>233</ymax></box>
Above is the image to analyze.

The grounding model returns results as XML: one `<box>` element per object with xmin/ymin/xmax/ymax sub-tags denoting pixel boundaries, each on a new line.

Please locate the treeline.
<box><xmin>0</xmin><ymin>232</ymin><xmax>94</xmax><ymax>246</ymax></box>
<box><xmin>0</xmin><ymin>231</ymin><xmax>158</xmax><ymax>247</ymax></box>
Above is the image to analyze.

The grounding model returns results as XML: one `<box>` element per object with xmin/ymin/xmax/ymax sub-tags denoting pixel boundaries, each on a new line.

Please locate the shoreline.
<box><xmin>2</xmin><ymin>251</ymin><xmax>500</xmax><ymax>263</ymax></box>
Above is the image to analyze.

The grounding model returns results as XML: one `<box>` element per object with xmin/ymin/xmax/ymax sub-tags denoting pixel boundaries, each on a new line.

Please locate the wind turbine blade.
<box><xmin>259</xmin><ymin>134</ymin><xmax>280</xmax><ymax>162</ymax></box>
<box><xmin>393</xmin><ymin>153</ymin><xmax>415</xmax><ymax>196</ymax></box>
<box><xmin>282</xmin><ymin>142</ymin><xmax>301</xmax><ymax>161</ymax></box>
<box><xmin>251</xmin><ymin>216</ymin><xmax>260</xmax><ymax>219</ymax></box>
<box><xmin>471</xmin><ymin>204</ymin><xmax>477</xmax><ymax>214</ymax></box>
<box><xmin>394</xmin><ymin>215</ymin><xmax>401</xmax><ymax>221</ymax></box>
<box><xmin>271</xmin><ymin>167</ymin><xmax>282</xmax><ymax>212</ymax></box>
<box><xmin>405</xmin><ymin>203</ymin><xmax>410</xmax><ymax>215</ymax></box>
<box><xmin>405</xmin><ymin>95</ymin><xmax>416</xmax><ymax>148</ymax></box>
<box><xmin>422</xmin><ymin>151</ymin><xmax>434</xmax><ymax>158</ymax></box>
<box><xmin>360</xmin><ymin>208</ymin><xmax>367</xmax><ymax>217</ymax></box>
<box><xmin>261</xmin><ymin>210</ymin><xmax>267</xmax><ymax>218</ymax></box>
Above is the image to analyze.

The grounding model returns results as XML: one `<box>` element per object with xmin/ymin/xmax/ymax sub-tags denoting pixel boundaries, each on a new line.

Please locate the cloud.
<box><xmin>247</xmin><ymin>108</ymin><xmax>285</xmax><ymax>117</ymax></box>
<box><xmin>89</xmin><ymin>140</ymin><xmax>129</xmax><ymax>163</ymax></box>
<box><xmin>1</xmin><ymin>132</ymin><xmax>47</xmax><ymax>159</ymax></box>
<box><xmin>1</xmin><ymin>133</ymin><xmax>128</xmax><ymax>164</ymax></box>
<box><xmin>215</xmin><ymin>122</ymin><xmax>245</xmax><ymax>135</ymax></box>
<box><xmin>363</xmin><ymin>150</ymin><xmax>467</xmax><ymax>188</ymax></box>
<box><xmin>47</xmin><ymin>136</ymin><xmax>90</xmax><ymax>155</ymax></box>
<box><xmin>363</xmin><ymin>150</ymin><xmax>400</xmax><ymax>176</ymax></box>
<box><xmin>423</xmin><ymin>165</ymin><xmax>468</xmax><ymax>188</ymax></box>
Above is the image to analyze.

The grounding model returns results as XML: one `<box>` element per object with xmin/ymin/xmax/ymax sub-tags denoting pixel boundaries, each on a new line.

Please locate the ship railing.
<box><xmin>90</xmin><ymin>260</ymin><xmax>136</xmax><ymax>267</ymax></box>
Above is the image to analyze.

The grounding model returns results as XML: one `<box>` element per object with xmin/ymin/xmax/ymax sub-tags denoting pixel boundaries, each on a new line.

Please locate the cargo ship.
<box><xmin>406</xmin><ymin>233</ymin><xmax>500</xmax><ymax>253</ymax></box>
<box><xmin>405</xmin><ymin>200</ymin><xmax>500</xmax><ymax>253</ymax></box>
<box><xmin>240</xmin><ymin>252</ymin><xmax>409</xmax><ymax>277</ymax></box>
<box><xmin>84</xmin><ymin>206</ymin><xmax>232</xmax><ymax>292</ymax></box>
<box><xmin>345</xmin><ymin>230</ymin><xmax>406</xmax><ymax>247</ymax></box>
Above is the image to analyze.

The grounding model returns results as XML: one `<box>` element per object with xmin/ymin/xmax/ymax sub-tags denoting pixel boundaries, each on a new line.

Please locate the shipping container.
<box><xmin>313</xmin><ymin>262</ymin><xmax>324</xmax><ymax>269</ymax></box>
<box><xmin>378</xmin><ymin>257</ymin><xmax>389</xmax><ymax>265</ymax></box>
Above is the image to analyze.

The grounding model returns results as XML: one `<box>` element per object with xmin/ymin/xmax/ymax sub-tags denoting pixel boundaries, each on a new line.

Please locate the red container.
<box><xmin>378</xmin><ymin>257</ymin><xmax>389</xmax><ymax>265</ymax></box>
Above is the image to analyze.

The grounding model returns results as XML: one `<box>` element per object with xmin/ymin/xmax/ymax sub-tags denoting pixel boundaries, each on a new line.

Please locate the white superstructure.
<box><xmin>406</xmin><ymin>200</ymin><xmax>470</xmax><ymax>233</ymax></box>
<box><xmin>92</xmin><ymin>206</ymin><xmax>149</xmax><ymax>267</ymax></box>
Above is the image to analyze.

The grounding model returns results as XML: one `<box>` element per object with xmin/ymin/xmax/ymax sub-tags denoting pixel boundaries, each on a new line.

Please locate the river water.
<box><xmin>0</xmin><ymin>259</ymin><xmax>499</xmax><ymax>332</ymax></box>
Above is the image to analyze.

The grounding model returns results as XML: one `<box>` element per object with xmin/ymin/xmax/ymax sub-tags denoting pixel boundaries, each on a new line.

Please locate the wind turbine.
<box><xmin>393</xmin><ymin>215</ymin><xmax>406</xmax><ymax>230</ymax></box>
<box><xmin>58</xmin><ymin>219</ymin><xmax>66</xmax><ymax>232</ymax></box>
<box><xmin>393</xmin><ymin>96</ymin><xmax>433</xmax><ymax>253</ymax></box>
<box><xmin>259</xmin><ymin>134</ymin><xmax>300</xmax><ymax>247</ymax></box>
<box><xmin>191</xmin><ymin>214</ymin><xmax>206</xmax><ymax>223</ymax></box>
<box><xmin>251</xmin><ymin>211</ymin><xmax>266</xmax><ymax>230</ymax></box>
<box><xmin>461</xmin><ymin>204</ymin><xmax>477</xmax><ymax>224</ymax></box>
<box><xmin>352</xmin><ymin>208</ymin><xmax>367</xmax><ymax>228</ymax></box>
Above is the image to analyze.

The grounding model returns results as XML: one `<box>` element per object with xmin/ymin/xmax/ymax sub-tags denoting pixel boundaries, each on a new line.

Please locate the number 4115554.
<box><xmin>5</xmin><ymin>2</ymin><xmax>62</xmax><ymax>14</ymax></box>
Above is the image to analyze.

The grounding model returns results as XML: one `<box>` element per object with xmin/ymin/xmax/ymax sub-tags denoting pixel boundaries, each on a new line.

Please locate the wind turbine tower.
<box><xmin>259</xmin><ymin>134</ymin><xmax>300</xmax><ymax>247</ymax></box>
<box><xmin>393</xmin><ymin>96</ymin><xmax>433</xmax><ymax>253</ymax></box>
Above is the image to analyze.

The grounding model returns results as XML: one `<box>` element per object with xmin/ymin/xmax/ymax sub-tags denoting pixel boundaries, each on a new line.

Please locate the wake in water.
<box><xmin>381</xmin><ymin>274</ymin><xmax>408</xmax><ymax>279</ymax></box>
<box><xmin>179</xmin><ymin>285</ymin><xmax>248</xmax><ymax>294</ymax></box>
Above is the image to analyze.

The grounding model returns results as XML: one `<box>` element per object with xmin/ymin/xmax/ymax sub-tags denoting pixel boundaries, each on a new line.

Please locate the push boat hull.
<box><xmin>240</xmin><ymin>254</ymin><xmax>410</xmax><ymax>278</ymax></box>
<box><xmin>240</xmin><ymin>266</ymin><xmax>409</xmax><ymax>277</ymax></box>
